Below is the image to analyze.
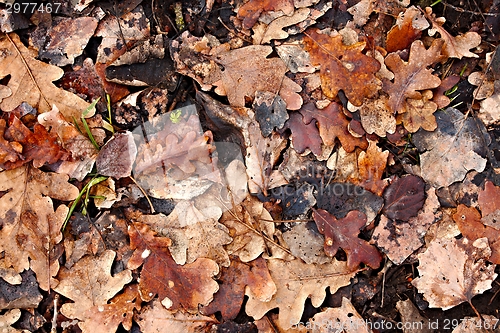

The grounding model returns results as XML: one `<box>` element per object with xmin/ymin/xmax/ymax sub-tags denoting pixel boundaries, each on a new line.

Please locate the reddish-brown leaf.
<box><xmin>312</xmin><ymin>209</ymin><xmax>382</xmax><ymax>270</ymax></box>
<box><xmin>0</xmin><ymin>119</ymin><xmax>22</xmax><ymax>169</ymax></box>
<box><xmin>285</xmin><ymin>111</ymin><xmax>322</xmax><ymax>156</ymax></box>
<box><xmin>303</xmin><ymin>28</ymin><xmax>381</xmax><ymax>106</ymax></box>
<box><xmin>299</xmin><ymin>102</ymin><xmax>368</xmax><ymax>153</ymax></box>
<box><xmin>386</xmin><ymin>6</ymin><xmax>429</xmax><ymax>52</ymax></box>
<box><xmin>237</xmin><ymin>0</ymin><xmax>294</xmax><ymax>29</ymax></box>
<box><xmin>3</xmin><ymin>116</ymin><xmax>69</xmax><ymax>169</ymax></box>
<box><xmin>127</xmin><ymin>222</ymin><xmax>219</xmax><ymax>312</ymax></box>
<box><xmin>200</xmin><ymin>257</ymin><xmax>276</xmax><ymax>320</ymax></box>
<box><xmin>384</xmin><ymin>39</ymin><xmax>444</xmax><ymax>114</ymax></box>
<box><xmin>383</xmin><ymin>175</ymin><xmax>426</xmax><ymax>221</ymax></box>
<box><xmin>453</xmin><ymin>205</ymin><xmax>500</xmax><ymax>264</ymax></box>
<box><xmin>478</xmin><ymin>181</ymin><xmax>500</xmax><ymax>217</ymax></box>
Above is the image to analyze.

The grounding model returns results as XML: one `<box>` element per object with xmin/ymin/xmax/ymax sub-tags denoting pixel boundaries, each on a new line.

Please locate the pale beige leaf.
<box><xmin>412</xmin><ymin>237</ymin><xmax>497</xmax><ymax>310</ymax></box>
<box><xmin>245</xmin><ymin>258</ymin><xmax>356</xmax><ymax>329</ymax></box>
<box><xmin>0</xmin><ymin>309</ymin><xmax>29</xmax><ymax>333</ymax></box>
<box><xmin>257</xmin><ymin>8</ymin><xmax>310</xmax><ymax>44</ymax></box>
<box><xmin>0</xmin><ymin>33</ymin><xmax>90</xmax><ymax>121</ymax></box>
<box><xmin>309</xmin><ymin>297</ymin><xmax>372</xmax><ymax>333</ymax></box>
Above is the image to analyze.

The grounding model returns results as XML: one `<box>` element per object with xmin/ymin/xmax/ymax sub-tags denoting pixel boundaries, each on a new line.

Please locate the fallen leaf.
<box><xmin>253</xmin><ymin>91</ymin><xmax>289</xmax><ymax>137</ymax></box>
<box><xmin>356</xmin><ymin>140</ymin><xmax>389</xmax><ymax>196</ymax></box>
<box><xmin>374</xmin><ymin>188</ymin><xmax>441</xmax><ymax>264</ymax></box>
<box><xmin>0</xmin><ymin>33</ymin><xmax>90</xmax><ymax>121</ymax></box>
<box><xmin>432</xmin><ymin>75</ymin><xmax>460</xmax><ymax>109</ymax></box>
<box><xmin>245</xmin><ymin>258</ymin><xmax>356</xmax><ymax>329</ymax></box>
<box><xmin>0</xmin><ymin>166</ymin><xmax>79</xmax><ymax>290</ymax></box>
<box><xmin>283</xmin><ymin>222</ymin><xmax>333</xmax><ymax>265</ymax></box>
<box><xmin>96</xmin><ymin>131</ymin><xmax>137</xmax><ymax>179</ymax></box>
<box><xmin>412</xmin><ymin>237</ymin><xmax>497</xmax><ymax>310</ymax></box>
<box><xmin>0</xmin><ymin>309</ymin><xmax>29</xmax><ymax>333</ymax></box>
<box><xmin>347</xmin><ymin>0</ymin><xmax>410</xmax><ymax>27</ymax></box>
<box><xmin>358</xmin><ymin>95</ymin><xmax>397</xmax><ymax>136</ymax></box>
<box><xmin>383</xmin><ymin>175</ymin><xmax>426</xmax><ymax>221</ymax></box>
<box><xmin>54</xmin><ymin>250</ymin><xmax>133</xmax><ymax>322</ymax></box>
<box><xmin>312</xmin><ymin>208</ymin><xmax>382</xmax><ymax>269</ymax></box>
<box><xmin>237</xmin><ymin>0</ymin><xmax>295</xmax><ymax>29</ymax></box>
<box><xmin>39</xmin><ymin>17</ymin><xmax>98</xmax><ymax>66</ymax></box>
<box><xmin>201</xmin><ymin>257</ymin><xmax>276</xmax><ymax>320</ymax></box>
<box><xmin>300</xmin><ymin>101</ymin><xmax>368</xmax><ymax>152</ymax></box>
<box><xmin>398</xmin><ymin>93</ymin><xmax>439</xmax><ymax>133</ymax></box>
<box><xmin>425</xmin><ymin>7</ymin><xmax>481</xmax><ymax>59</ymax></box>
<box><xmin>453</xmin><ymin>205</ymin><xmax>500</xmax><ymax>264</ymax></box>
<box><xmin>127</xmin><ymin>222</ymin><xmax>219</xmax><ymax>312</ymax></box>
<box><xmin>469</xmin><ymin>72</ymin><xmax>496</xmax><ymax>100</ymax></box>
<box><xmin>256</xmin><ymin>8</ymin><xmax>310</xmax><ymax>44</ymax></box>
<box><xmin>384</xmin><ymin>39</ymin><xmax>444</xmax><ymax>114</ymax></box>
<box><xmin>0</xmin><ymin>119</ymin><xmax>23</xmax><ymax>169</ymax></box>
<box><xmin>396</xmin><ymin>299</ymin><xmax>434</xmax><ymax>333</ymax></box>
<box><xmin>309</xmin><ymin>297</ymin><xmax>372</xmax><ymax>333</ymax></box>
<box><xmin>386</xmin><ymin>6</ymin><xmax>430</xmax><ymax>52</ymax></box>
<box><xmin>412</xmin><ymin>107</ymin><xmax>488</xmax><ymax>188</ymax></box>
<box><xmin>285</xmin><ymin>111</ymin><xmax>323</xmax><ymax>156</ymax></box>
<box><xmin>478</xmin><ymin>181</ymin><xmax>500</xmax><ymax>229</ymax></box>
<box><xmin>303</xmin><ymin>28</ymin><xmax>381</xmax><ymax>106</ymax></box>
<box><xmin>479</xmin><ymin>88</ymin><xmax>500</xmax><ymax>126</ymax></box>
<box><xmin>246</xmin><ymin>122</ymin><xmax>288</xmax><ymax>195</ymax></box>
<box><xmin>0</xmin><ymin>270</ymin><xmax>43</xmax><ymax>310</ymax></box>
<box><xmin>136</xmin><ymin>299</ymin><xmax>217</xmax><ymax>333</ymax></box>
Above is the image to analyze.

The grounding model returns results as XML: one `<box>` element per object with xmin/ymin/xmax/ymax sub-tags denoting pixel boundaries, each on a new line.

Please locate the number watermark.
<box><xmin>4</xmin><ymin>2</ymin><xmax>62</xmax><ymax>14</ymax></box>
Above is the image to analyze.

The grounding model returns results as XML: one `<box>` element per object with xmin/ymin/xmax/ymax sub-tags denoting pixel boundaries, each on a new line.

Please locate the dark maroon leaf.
<box><xmin>383</xmin><ymin>175</ymin><xmax>425</xmax><ymax>221</ymax></box>
<box><xmin>284</xmin><ymin>111</ymin><xmax>322</xmax><ymax>156</ymax></box>
<box><xmin>312</xmin><ymin>208</ymin><xmax>382</xmax><ymax>270</ymax></box>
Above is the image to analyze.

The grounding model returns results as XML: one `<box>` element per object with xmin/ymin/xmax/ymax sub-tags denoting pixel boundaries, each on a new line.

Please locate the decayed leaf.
<box><xmin>137</xmin><ymin>299</ymin><xmax>217</xmax><ymax>333</ymax></box>
<box><xmin>221</xmin><ymin>196</ymin><xmax>276</xmax><ymax>262</ymax></box>
<box><xmin>312</xmin><ymin>209</ymin><xmax>382</xmax><ymax>269</ymax></box>
<box><xmin>285</xmin><ymin>111</ymin><xmax>323</xmax><ymax>156</ymax></box>
<box><xmin>201</xmin><ymin>257</ymin><xmax>276</xmax><ymax>320</ymax></box>
<box><xmin>0</xmin><ymin>309</ymin><xmax>29</xmax><ymax>333</ymax></box>
<box><xmin>0</xmin><ymin>119</ymin><xmax>23</xmax><ymax>169</ymax></box>
<box><xmin>374</xmin><ymin>188</ymin><xmax>441</xmax><ymax>265</ymax></box>
<box><xmin>309</xmin><ymin>297</ymin><xmax>372</xmax><ymax>333</ymax></box>
<box><xmin>384</xmin><ymin>39</ymin><xmax>444</xmax><ymax>114</ymax></box>
<box><xmin>54</xmin><ymin>250</ymin><xmax>133</xmax><ymax>322</ymax></box>
<box><xmin>96</xmin><ymin>131</ymin><xmax>137</xmax><ymax>179</ymax></box>
<box><xmin>255</xmin><ymin>8</ymin><xmax>310</xmax><ymax>44</ymax></box>
<box><xmin>37</xmin><ymin>106</ymin><xmax>99</xmax><ymax>181</ymax></box>
<box><xmin>412</xmin><ymin>237</ymin><xmax>497</xmax><ymax>310</ymax></box>
<box><xmin>396</xmin><ymin>299</ymin><xmax>434</xmax><ymax>333</ymax></box>
<box><xmin>78</xmin><ymin>284</ymin><xmax>141</xmax><ymax>333</ymax></box>
<box><xmin>478</xmin><ymin>181</ymin><xmax>500</xmax><ymax>229</ymax></box>
<box><xmin>300</xmin><ymin>101</ymin><xmax>368</xmax><ymax>152</ymax></box>
<box><xmin>0</xmin><ymin>269</ymin><xmax>43</xmax><ymax>310</ymax></box>
<box><xmin>303</xmin><ymin>28</ymin><xmax>381</xmax><ymax>106</ymax></box>
<box><xmin>347</xmin><ymin>0</ymin><xmax>410</xmax><ymax>27</ymax></box>
<box><xmin>398</xmin><ymin>92</ymin><xmax>439</xmax><ymax>133</ymax></box>
<box><xmin>246</xmin><ymin>122</ymin><xmax>288</xmax><ymax>195</ymax></box>
<box><xmin>0</xmin><ymin>166</ymin><xmax>79</xmax><ymax>290</ymax></box>
<box><xmin>412</xmin><ymin>108</ymin><xmax>488</xmax><ymax>188</ymax></box>
<box><xmin>283</xmin><ymin>222</ymin><xmax>333</xmax><ymax>265</ymax></box>
<box><xmin>245</xmin><ymin>258</ymin><xmax>356</xmax><ymax>329</ymax></box>
<box><xmin>237</xmin><ymin>0</ymin><xmax>295</xmax><ymax>29</ymax></box>
<box><xmin>213</xmin><ymin>45</ymin><xmax>302</xmax><ymax>109</ymax></box>
<box><xmin>383</xmin><ymin>175</ymin><xmax>426</xmax><ymax>221</ymax></box>
<box><xmin>2</xmin><ymin>115</ymin><xmax>69</xmax><ymax>169</ymax></box>
<box><xmin>127</xmin><ymin>222</ymin><xmax>219</xmax><ymax>312</ymax></box>
<box><xmin>253</xmin><ymin>91</ymin><xmax>289</xmax><ymax>137</ymax></box>
<box><xmin>0</xmin><ymin>33</ymin><xmax>90</xmax><ymax>121</ymax></box>
<box><xmin>386</xmin><ymin>6</ymin><xmax>429</xmax><ymax>52</ymax></box>
<box><xmin>425</xmin><ymin>7</ymin><xmax>481</xmax><ymax>59</ymax></box>
<box><xmin>358</xmin><ymin>95</ymin><xmax>397</xmax><ymax>136</ymax></box>
<box><xmin>356</xmin><ymin>140</ymin><xmax>389</xmax><ymax>196</ymax></box>
<box><xmin>453</xmin><ymin>205</ymin><xmax>500</xmax><ymax>264</ymax></box>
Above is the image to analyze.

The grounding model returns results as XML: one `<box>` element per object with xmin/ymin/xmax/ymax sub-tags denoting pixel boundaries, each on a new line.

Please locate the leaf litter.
<box><xmin>0</xmin><ymin>0</ymin><xmax>500</xmax><ymax>331</ymax></box>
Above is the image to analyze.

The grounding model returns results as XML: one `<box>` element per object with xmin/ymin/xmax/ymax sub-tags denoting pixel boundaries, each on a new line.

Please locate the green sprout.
<box><xmin>170</xmin><ymin>109</ymin><xmax>183</xmax><ymax>123</ymax></box>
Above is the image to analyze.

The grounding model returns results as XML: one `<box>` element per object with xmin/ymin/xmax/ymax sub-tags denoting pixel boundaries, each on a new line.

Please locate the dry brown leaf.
<box><xmin>127</xmin><ymin>222</ymin><xmax>219</xmax><ymax>312</ymax></box>
<box><xmin>96</xmin><ymin>131</ymin><xmax>137</xmax><ymax>179</ymax></box>
<box><xmin>255</xmin><ymin>8</ymin><xmax>310</xmax><ymax>44</ymax></box>
<box><xmin>479</xmin><ymin>88</ymin><xmax>500</xmax><ymax>126</ymax></box>
<box><xmin>384</xmin><ymin>39</ymin><xmax>444</xmax><ymax>114</ymax></box>
<box><xmin>303</xmin><ymin>28</ymin><xmax>381</xmax><ymax>106</ymax></box>
<box><xmin>245</xmin><ymin>258</ymin><xmax>356</xmax><ymax>329</ymax></box>
<box><xmin>412</xmin><ymin>237</ymin><xmax>497</xmax><ymax>310</ymax></box>
<box><xmin>136</xmin><ymin>299</ymin><xmax>217</xmax><ymax>333</ymax></box>
<box><xmin>356</xmin><ymin>140</ymin><xmax>389</xmax><ymax>196</ymax></box>
<box><xmin>386</xmin><ymin>6</ymin><xmax>430</xmax><ymax>52</ymax></box>
<box><xmin>347</xmin><ymin>0</ymin><xmax>410</xmax><ymax>27</ymax></box>
<box><xmin>373</xmin><ymin>188</ymin><xmax>441</xmax><ymax>264</ymax></box>
<box><xmin>0</xmin><ymin>166</ymin><xmax>79</xmax><ymax>290</ymax></box>
<box><xmin>0</xmin><ymin>33</ymin><xmax>90</xmax><ymax>121</ymax></box>
<box><xmin>358</xmin><ymin>95</ymin><xmax>397</xmax><ymax>136</ymax></box>
<box><xmin>54</xmin><ymin>250</ymin><xmax>133</xmax><ymax>323</ymax></box>
<box><xmin>398</xmin><ymin>92</ymin><xmax>438</xmax><ymax>133</ymax></box>
<box><xmin>478</xmin><ymin>181</ymin><xmax>500</xmax><ymax>229</ymax></box>
<box><xmin>468</xmin><ymin>72</ymin><xmax>496</xmax><ymax>100</ymax></box>
<box><xmin>0</xmin><ymin>309</ymin><xmax>29</xmax><ymax>333</ymax></box>
<box><xmin>425</xmin><ymin>7</ymin><xmax>481</xmax><ymax>59</ymax></box>
<box><xmin>309</xmin><ymin>297</ymin><xmax>372</xmax><ymax>333</ymax></box>
<box><xmin>237</xmin><ymin>0</ymin><xmax>295</xmax><ymax>29</ymax></box>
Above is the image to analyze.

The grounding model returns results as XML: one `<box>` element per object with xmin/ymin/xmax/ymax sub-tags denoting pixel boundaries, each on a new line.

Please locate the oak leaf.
<box><xmin>425</xmin><ymin>7</ymin><xmax>481</xmax><ymax>59</ymax></box>
<box><xmin>383</xmin><ymin>175</ymin><xmax>426</xmax><ymax>221</ymax></box>
<box><xmin>0</xmin><ymin>119</ymin><xmax>22</xmax><ymax>169</ymax></box>
<box><xmin>0</xmin><ymin>309</ymin><xmax>29</xmax><ymax>333</ymax></box>
<box><xmin>478</xmin><ymin>181</ymin><xmax>500</xmax><ymax>229</ymax></box>
<box><xmin>300</xmin><ymin>102</ymin><xmax>368</xmax><ymax>152</ymax></box>
<box><xmin>245</xmin><ymin>258</ymin><xmax>356</xmax><ymax>329</ymax></box>
<box><xmin>398</xmin><ymin>93</ymin><xmax>439</xmax><ymax>133</ymax></box>
<box><xmin>201</xmin><ymin>257</ymin><xmax>276</xmax><ymax>320</ymax></box>
<box><xmin>453</xmin><ymin>205</ymin><xmax>500</xmax><ymax>264</ymax></box>
<box><xmin>127</xmin><ymin>222</ymin><xmax>219</xmax><ymax>312</ymax></box>
<box><xmin>285</xmin><ymin>111</ymin><xmax>323</xmax><ymax>156</ymax></box>
<box><xmin>137</xmin><ymin>299</ymin><xmax>216</xmax><ymax>333</ymax></box>
<box><xmin>0</xmin><ymin>33</ymin><xmax>90</xmax><ymax>121</ymax></box>
<box><xmin>358</xmin><ymin>95</ymin><xmax>397</xmax><ymax>136</ymax></box>
<box><xmin>384</xmin><ymin>39</ymin><xmax>444</xmax><ymax>114</ymax></box>
<box><xmin>310</xmin><ymin>297</ymin><xmax>372</xmax><ymax>333</ymax></box>
<box><xmin>253</xmin><ymin>91</ymin><xmax>289</xmax><ymax>137</ymax></box>
<box><xmin>386</xmin><ymin>6</ymin><xmax>429</xmax><ymax>52</ymax></box>
<box><xmin>303</xmin><ymin>28</ymin><xmax>381</xmax><ymax>106</ymax></box>
<box><xmin>237</xmin><ymin>0</ymin><xmax>295</xmax><ymax>29</ymax></box>
<box><xmin>0</xmin><ymin>166</ymin><xmax>79</xmax><ymax>290</ymax></box>
<box><xmin>312</xmin><ymin>209</ymin><xmax>382</xmax><ymax>270</ymax></box>
<box><xmin>54</xmin><ymin>251</ymin><xmax>133</xmax><ymax>331</ymax></box>
<box><xmin>412</xmin><ymin>237</ymin><xmax>497</xmax><ymax>310</ymax></box>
